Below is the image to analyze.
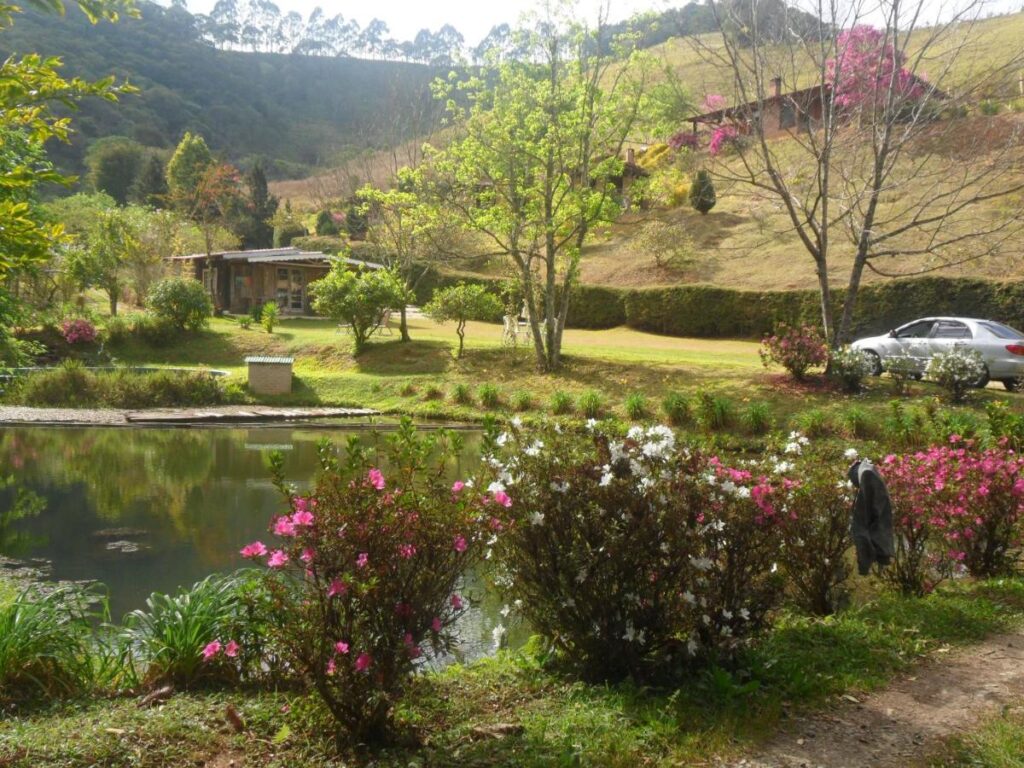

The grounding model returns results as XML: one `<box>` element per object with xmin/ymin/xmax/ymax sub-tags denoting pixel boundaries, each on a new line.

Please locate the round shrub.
<box><xmin>59</xmin><ymin>319</ymin><xmax>97</xmax><ymax>345</ymax></box>
<box><xmin>926</xmin><ymin>346</ymin><xmax>987</xmax><ymax>402</ymax></box>
<box><xmin>273</xmin><ymin>222</ymin><xmax>307</xmax><ymax>248</ymax></box>
<box><xmin>485</xmin><ymin>422</ymin><xmax>786</xmax><ymax>681</ymax></box>
<box><xmin>147</xmin><ymin>278</ymin><xmax>213</xmax><ymax>332</ymax></box>
<box><xmin>249</xmin><ymin>421</ymin><xmax>491</xmax><ymax>742</ymax></box>
<box><xmin>760</xmin><ymin>323</ymin><xmax>828</xmax><ymax>380</ymax></box>
<box><xmin>828</xmin><ymin>345</ymin><xmax>874</xmax><ymax>392</ymax></box>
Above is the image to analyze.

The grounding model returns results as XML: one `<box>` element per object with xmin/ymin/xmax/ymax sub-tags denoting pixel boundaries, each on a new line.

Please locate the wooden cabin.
<box><xmin>171</xmin><ymin>247</ymin><xmax>383</xmax><ymax>316</ymax></box>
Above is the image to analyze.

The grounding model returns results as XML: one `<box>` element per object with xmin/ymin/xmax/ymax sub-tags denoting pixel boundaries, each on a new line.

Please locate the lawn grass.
<box><xmin>932</xmin><ymin>707</ymin><xmax>1024</xmax><ymax>768</ymax></box>
<box><xmin>95</xmin><ymin>313</ymin><xmax>1023</xmax><ymax>432</ymax></box>
<box><xmin>3</xmin><ymin>579</ymin><xmax>1023</xmax><ymax>767</ymax></box>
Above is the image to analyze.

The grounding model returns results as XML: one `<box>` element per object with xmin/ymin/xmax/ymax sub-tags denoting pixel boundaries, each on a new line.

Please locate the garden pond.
<box><xmin>0</xmin><ymin>423</ymin><xmax>525</xmax><ymax>660</ymax></box>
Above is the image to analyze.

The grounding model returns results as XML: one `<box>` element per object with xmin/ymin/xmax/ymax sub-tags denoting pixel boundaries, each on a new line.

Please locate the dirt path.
<box><xmin>723</xmin><ymin>632</ymin><xmax>1024</xmax><ymax>768</ymax></box>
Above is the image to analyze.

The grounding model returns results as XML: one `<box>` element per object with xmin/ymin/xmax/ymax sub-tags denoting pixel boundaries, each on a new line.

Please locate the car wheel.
<box><xmin>1003</xmin><ymin>378</ymin><xmax>1023</xmax><ymax>393</ymax></box>
<box><xmin>864</xmin><ymin>350</ymin><xmax>883</xmax><ymax>376</ymax></box>
<box><xmin>973</xmin><ymin>366</ymin><xmax>990</xmax><ymax>389</ymax></box>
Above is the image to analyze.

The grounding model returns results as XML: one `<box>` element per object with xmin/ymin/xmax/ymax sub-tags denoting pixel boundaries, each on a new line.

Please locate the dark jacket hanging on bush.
<box><xmin>848</xmin><ymin>459</ymin><xmax>895</xmax><ymax>575</ymax></box>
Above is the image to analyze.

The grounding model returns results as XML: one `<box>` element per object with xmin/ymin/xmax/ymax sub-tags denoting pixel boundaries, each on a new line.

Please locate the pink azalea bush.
<box><xmin>250</xmin><ymin>419</ymin><xmax>490</xmax><ymax>742</ymax></box>
<box><xmin>708</xmin><ymin>124</ymin><xmax>740</xmax><ymax>156</ymax></box>
<box><xmin>759</xmin><ymin>322</ymin><xmax>829</xmax><ymax>380</ymax></box>
<box><xmin>883</xmin><ymin>439</ymin><xmax>1024</xmax><ymax>594</ymax></box>
<box><xmin>484</xmin><ymin>421</ymin><xmax>786</xmax><ymax>681</ymax></box>
<box><xmin>668</xmin><ymin>131</ymin><xmax>700</xmax><ymax>151</ymax></box>
<box><xmin>60</xmin><ymin>318</ymin><xmax>97</xmax><ymax>345</ymax></box>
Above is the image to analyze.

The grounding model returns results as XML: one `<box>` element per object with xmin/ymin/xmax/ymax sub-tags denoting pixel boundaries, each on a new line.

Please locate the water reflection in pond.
<box><xmin>0</xmin><ymin>424</ymin><xmax>522</xmax><ymax>660</ymax></box>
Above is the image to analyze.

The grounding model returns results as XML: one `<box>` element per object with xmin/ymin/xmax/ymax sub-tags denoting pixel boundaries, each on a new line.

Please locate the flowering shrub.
<box><xmin>59</xmin><ymin>319</ymin><xmax>97</xmax><ymax>345</ymax></box>
<box><xmin>485</xmin><ymin>421</ymin><xmax>785</xmax><ymax>681</ymax></box>
<box><xmin>252</xmin><ymin>419</ymin><xmax>490</xmax><ymax>742</ymax></box>
<box><xmin>759</xmin><ymin>323</ymin><xmax>829</xmax><ymax>380</ymax></box>
<box><xmin>668</xmin><ymin>131</ymin><xmax>700</xmax><ymax>151</ymax></box>
<box><xmin>926</xmin><ymin>346</ymin><xmax>986</xmax><ymax>402</ymax></box>
<box><xmin>828</xmin><ymin>345</ymin><xmax>874</xmax><ymax>392</ymax></box>
<box><xmin>708</xmin><ymin>124</ymin><xmax>740</xmax><ymax>156</ymax></box>
<box><xmin>701</xmin><ymin>94</ymin><xmax>728</xmax><ymax>112</ymax></box>
<box><xmin>885</xmin><ymin>350</ymin><xmax>919</xmax><ymax>394</ymax></box>
<box><xmin>826</xmin><ymin>26</ymin><xmax>926</xmax><ymax>113</ymax></box>
<box><xmin>882</xmin><ymin>440</ymin><xmax>1024</xmax><ymax>594</ymax></box>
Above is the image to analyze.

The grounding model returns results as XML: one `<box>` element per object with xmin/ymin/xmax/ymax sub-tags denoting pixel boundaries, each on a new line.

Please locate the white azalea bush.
<box><xmin>482</xmin><ymin>421</ymin><xmax>786</xmax><ymax>681</ymax></box>
<box><xmin>927</xmin><ymin>346</ymin><xmax>986</xmax><ymax>402</ymax></box>
<box><xmin>828</xmin><ymin>345</ymin><xmax>875</xmax><ymax>392</ymax></box>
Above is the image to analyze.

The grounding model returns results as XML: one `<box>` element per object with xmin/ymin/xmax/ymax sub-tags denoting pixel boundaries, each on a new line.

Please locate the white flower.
<box><xmin>784</xmin><ymin>442</ymin><xmax>802</xmax><ymax>456</ymax></box>
<box><xmin>844</xmin><ymin>447</ymin><xmax>859</xmax><ymax>461</ymax></box>
<box><xmin>735</xmin><ymin>486</ymin><xmax>751</xmax><ymax>499</ymax></box>
<box><xmin>687</xmin><ymin>637</ymin><xmax>699</xmax><ymax>656</ymax></box>
<box><xmin>600</xmin><ymin>471</ymin><xmax>614</xmax><ymax>487</ymax></box>
<box><xmin>496</xmin><ymin>432</ymin><xmax>509</xmax><ymax>447</ymax></box>
<box><xmin>513</xmin><ymin>599</ymin><xmax>523</xmax><ymax>609</ymax></box>
<box><xmin>464</xmin><ymin>479</ymin><xmax>475</xmax><ymax>488</ymax></box>
<box><xmin>576</xmin><ymin>567</ymin><xmax>588</xmax><ymax>584</ymax></box>
<box><xmin>550</xmin><ymin>480</ymin><xmax>570</xmax><ymax>493</ymax></box>
<box><xmin>511</xmin><ymin>416</ymin><xmax>523</xmax><ymax>429</ymax></box>
<box><xmin>770</xmin><ymin>562</ymin><xmax>778</xmax><ymax>573</ymax></box>
<box><xmin>585</xmin><ymin>418</ymin><xmax>598</xmax><ymax>431</ymax></box>
<box><xmin>528</xmin><ymin>511</ymin><xmax>545</xmax><ymax>526</ymax></box>
<box><xmin>721</xmin><ymin>609</ymin><xmax>733</xmax><ymax>620</ymax></box>
<box><xmin>500</xmin><ymin>605</ymin><xmax>511</xmax><ymax>618</ymax></box>
<box><xmin>689</xmin><ymin>556</ymin><xmax>713</xmax><ymax>572</ymax></box>
<box><xmin>487</xmin><ymin>480</ymin><xmax>506</xmax><ymax>495</ymax></box>
<box><xmin>660</xmin><ymin>541</ymin><xmax>670</xmax><ymax>554</ymax></box>
<box><xmin>524</xmin><ymin>440</ymin><xmax>545</xmax><ymax>457</ymax></box>
<box><xmin>682</xmin><ymin>590</ymin><xmax>696</xmax><ymax>605</ymax></box>
<box><xmin>622</xmin><ymin>623</ymin><xmax>637</xmax><ymax>642</ymax></box>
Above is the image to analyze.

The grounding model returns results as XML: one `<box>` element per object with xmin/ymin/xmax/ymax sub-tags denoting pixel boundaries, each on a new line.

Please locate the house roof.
<box><xmin>691</xmin><ymin>84</ymin><xmax>827</xmax><ymax>125</ymax></box>
<box><xmin>171</xmin><ymin>247</ymin><xmax>385</xmax><ymax>270</ymax></box>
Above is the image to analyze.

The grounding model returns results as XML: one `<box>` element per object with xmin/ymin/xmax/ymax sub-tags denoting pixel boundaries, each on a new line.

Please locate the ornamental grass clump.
<box><xmin>484</xmin><ymin>421</ymin><xmax>785</xmax><ymax>682</ymax></box>
<box><xmin>759</xmin><ymin>323</ymin><xmax>828</xmax><ymax>380</ymax></box>
<box><xmin>248</xmin><ymin>419</ymin><xmax>491</xmax><ymax>743</ymax></box>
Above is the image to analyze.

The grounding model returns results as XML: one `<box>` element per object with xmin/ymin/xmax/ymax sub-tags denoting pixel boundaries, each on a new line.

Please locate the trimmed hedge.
<box><xmin>416</xmin><ymin>268</ymin><xmax>1024</xmax><ymax>340</ymax></box>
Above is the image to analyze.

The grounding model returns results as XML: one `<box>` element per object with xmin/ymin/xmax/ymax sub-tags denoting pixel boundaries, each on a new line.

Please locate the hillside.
<box><xmin>0</xmin><ymin>1</ymin><xmax>441</xmax><ymax>180</ymax></box>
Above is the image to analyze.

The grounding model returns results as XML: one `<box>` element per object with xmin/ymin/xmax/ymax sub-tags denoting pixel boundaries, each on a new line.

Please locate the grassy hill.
<box><xmin>0</xmin><ymin>1</ymin><xmax>441</xmax><ymax>180</ymax></box>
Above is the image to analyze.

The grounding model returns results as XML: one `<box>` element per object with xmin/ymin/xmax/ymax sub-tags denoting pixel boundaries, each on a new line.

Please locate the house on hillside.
<box><xmin>171</xmin><ymin>247</ymin><xmax>383</xmax><ymax>316</ymax></box>
<box><xmin>687</xmin><ymin>74</ymin><xmax>942</xmax><ymax>139</ymax></box>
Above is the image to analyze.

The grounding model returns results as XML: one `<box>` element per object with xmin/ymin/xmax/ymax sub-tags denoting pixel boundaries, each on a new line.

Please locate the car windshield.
<box><xmin>979</xmin><ymin>321</ymin><xmax>1024</xmax><ymax>340</ymax></box>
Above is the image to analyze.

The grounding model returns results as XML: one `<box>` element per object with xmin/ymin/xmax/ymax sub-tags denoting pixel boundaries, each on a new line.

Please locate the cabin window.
<box><xmin>780</xmin><ymin>102</ymin><xmax>796</xmax><ymax>129</ymax></box>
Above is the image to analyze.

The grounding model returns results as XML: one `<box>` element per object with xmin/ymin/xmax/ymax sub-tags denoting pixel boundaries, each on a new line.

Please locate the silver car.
<box><xmin>851</xmin><ymin>317</ymin><xmax>1024</xmax><ymax>392</ymax></box>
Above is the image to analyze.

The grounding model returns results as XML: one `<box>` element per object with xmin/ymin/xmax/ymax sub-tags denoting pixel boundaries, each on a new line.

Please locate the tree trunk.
<box><xmin>108</xmin><ymin>288</ymin><xmax>118</xmax><ymax>318</ymax></box>
<box><xmin>399</xmin><ymin>305</ymin><xmax>410</xmax><ymax>342</ymax></box>
<box><xmin>837</xmin><ymin>253</ymin><xmax>869</xmax><ymax>346</ymax></box>
<box><xmin>814</xmin><ymin>257</ymin><xmax>834</xmax><ymax>348</ymax></box>
<box><xmin>456</xmin><ymin>320</ymin><xmax>465</xmax><ymax>358</ymax></box>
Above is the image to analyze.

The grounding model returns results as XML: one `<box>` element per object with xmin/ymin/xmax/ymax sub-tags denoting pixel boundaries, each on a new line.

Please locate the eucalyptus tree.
<box><xmin>433</xmin><ymin>9</ymin><xmax>650</xmax><ymax>372</ymax></box>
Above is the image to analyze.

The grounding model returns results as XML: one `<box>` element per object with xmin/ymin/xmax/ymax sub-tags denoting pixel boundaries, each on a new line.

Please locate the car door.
<box><xmin>928</xmin><ymin>320</ymin><xmax>973</xmax><ymax>363</ymax></box>
<box><xmin>891</xmin><ymin>320</ymin><xmax>935</xmax><ymax>371</ymax></box>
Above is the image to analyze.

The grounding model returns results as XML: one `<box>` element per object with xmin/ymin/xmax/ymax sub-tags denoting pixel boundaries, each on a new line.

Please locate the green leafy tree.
<box><xmin>132</xmin><ymin>154</ymin><xmax>169</xmax><ymax>208</ymax></box>
<box><xmin>689</xmin><ymin>170</ymin><xmax>716</xmax><ymax>215</ymax></box>
<box><xmin>147</xmin><ymin>277</ymin><xmax>213</xmax><ymax>331</ymax></box>
<box><xmin>424</xmin><ymin>283</ymin><xmax>502</xmax><ymax>358</ymax></box>
<box><xmin>66</xmin><ymin>206</ymin><xmax>139</xmax><ymax>316</ymax></box>
<box><xmin>434</xmin><ymin>13</ymin><xmax>648</xmax><ymax>371</ymax></box>
<box><xmin>310</xmin><ymin>265</ymin><xmax>409</xmax><ymax>354</ymax></box>
<box><xmin>85</xmin><ymin>135</ymin><xmax>143</xmax><ymax>205</ymax></box>
<box><xmin>166</xmin><ymin>132</ymin><xmax>214</xmax><ymax>201</ymax></box>
<box><xmin>314</xmin><ymin>209</ymin><xmax>338</xmax><ymax>236</ymax></box>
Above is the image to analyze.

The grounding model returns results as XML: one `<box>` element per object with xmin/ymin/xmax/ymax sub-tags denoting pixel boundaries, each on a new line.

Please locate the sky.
<box><xmin>179</xmin><ymin>0</ymin><xmax>1022</xmax><ymax>47</ymax></box>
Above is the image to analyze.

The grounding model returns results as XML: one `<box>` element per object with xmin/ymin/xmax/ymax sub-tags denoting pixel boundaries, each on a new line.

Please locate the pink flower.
<box><xmin>493</xmin><ymin>490</ymin><xmax>512</xmax><ymax>508</ymax></box>
<box><xmin>408</xmin><ymin>644</ymin><xmax>423</xmax><ymax>659</ymax></box>
<box><xmin>327</xmin><ymin>579</ymin><xmax>348</xmax><ymax>598</ymax></box>
<box><xmin>368</xmin><ymin>468</ymin><xmax>385</xmax><ymax>490</ymax></box>
<box><xmin>355</xmin><ymin>652</ymin><xmax>373</xmax><ymax>672</ymax></box>
<box><xmin>273</xmin><ymin>516</ymin><xmax>297</xmax><ymax>537</ymax></box>
<box><xmin>267</xmin><ymin>549</ymin><xmax>289</xmax><ymax>568</ymax></box>
<box><xmin>291</xmin><ymin>510</ymin><xmax>315</xmax><ymax>527</ymax></box>
<box><xmin>335</xmin><ymin>641</ymin><xmax>350</xmax><ymax>655</ymax></box>
<box><xmin>356</xmin><ymin>552</ymin><xmax>369</xmax><ymax>568</ymax></box>
<box><xmin>300</xmin><ymin>547</ymin><xmax>315</xmax><ymax>564</ymax></box>
<box><xmin>399</xmin><ymin>543</ymin><xmax>416</xmax><ymax>559</ymax></box>
<box><xmin>240</xmin><ymin>541</ymin><xmax>268</xmax><ymax>559</ymax></box>
<box><xmin>326</xmin><ymin>658</ymin><xmax>337</xmax><ymax>675</ymax></box>
<box><xmin>224</xmin><ymin>640</ymin><xmax>240</xmax><ymax>658</ymax></box>
<box><xmin>452</xmin><ymin>480</ymin><xmax>465</xmax><ymax>493</ymax></box>
<box><xmin>453</xmin><ymin>535</ymin><xmax>467</xmax><ymax>553</ymax></box>
<box><xmin>451</xmin><ymin>594</ymin><xmax>463</xmax><ymax>610</ymax></box>
<box><xmin>202</xmin><ymin>640</ymin><xmax>222</xmax><ymax>661</ymax></box>
<box><xmin>431</xmin><ymin>616</ymin><xmax>442</xmax><ymax>632</ymax></box>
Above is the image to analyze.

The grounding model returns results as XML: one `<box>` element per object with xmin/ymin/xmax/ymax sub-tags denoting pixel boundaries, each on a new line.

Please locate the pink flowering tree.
<box><xmin>248</xmin><ymin>418</ymin><xmax>493</xmax><ymax>742</ymax></box>
<box><xmin>826</xmin><ymin>26</ymin><xmax>926</xmax><ymax>114</ymax></box>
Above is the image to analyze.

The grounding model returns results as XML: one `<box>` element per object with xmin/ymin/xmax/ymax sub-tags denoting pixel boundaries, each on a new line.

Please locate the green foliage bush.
<box><xmin>146</xmin><ymin>278</ymin><xmax>213</xmax><ymax>332</ymax></box>
<box><xmin>315</xmin><ymin>209</ymin><xmax>339</xmax><ymax>236</ymax></box>
<box><xmin>695</xmin><ymin>390</ymin><xmax>733</xmax><ymax>431</ymax></box>
<box><xmin>661</xmin><ymin>392</ymin><xmax>691</xmax><ymax>426</ymax></box>
<box><xmin>451</xmin><ymin>383</ymin><xmax>473</xmax><ymax>405</ymax></box>
<box><xmin>550</xmin><ymin>390</ymin><xmax>574</xmax><ymax>415</ymax></box>
<box><xmin>311</xmin><ymin>266</ymin><xmax>409</xmax><ymax>354</ymax></box>
<box><xmin>477</xmin><ymin>383</ymin><xmax>501</xmax><ymax>409</ymax></box>
<box><xmin>512</xmin><ymin>391</ymin><xmax>534</xmax><ymax>411</ymax></box>
<box><xmin>840</xmin><ymin>406</ymin><xmax>873</xmax><ymax>439</ymax></box>
<box><xmin>577</xmin><ymin>389</ymin><xmax>605</xmax><ymax>419</ymax></box>
<box><xmin>291</xmin><ymin>235</ymin><xmax>347</xmax><ymax>254</ymax></box>
<box><xmin>5</xmin><ymin>361</ymin><xmax>235</xmax><ymax>408</ymax></box>
<box><xmin>0</xmin><ymin>585</ymin><xmax>106</xmax><ymax>703</ymax></box>
<box><xmin>624</xmin><ymin>392</ymin><xmax>649</xmax><ymax>420</ymax></box>
<box><xmin>261</xmin><ymin>301</ymin><xmax>279</xmax><ymax>333</ymax></box>
<box><xmin>273</xmin><ymin>222</ymin><xmax>307</xmax><ymax>248</ymax></box>
<box><xmin>423</xmin><ymin>384</ymin><xmax>444</xmax><ymax>401</ymax></box>
<box><xmin>689</xmin><ymin>169</ymin><xmax>716</xmax><ymax>214</ymax></box>
<box><xmin>742</xmin><ymin>402</ymin><xmax>772</xmax><ymax>435</ymax></box>
<box><xmin>796</xmin><ymin>408</ymin><xmax>833</xmax><ymax>438</ymax></box>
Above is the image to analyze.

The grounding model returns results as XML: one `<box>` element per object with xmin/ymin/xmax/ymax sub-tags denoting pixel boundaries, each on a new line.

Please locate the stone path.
<box><xmin>721</xmin><ymin>632</ymin><xmax>1024</xmax><ymax>768</ymax></box>
<box><xmin>0</xmin><ymin>405</ymin><xmax>378</xmax><ymax>425</ymax></box>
